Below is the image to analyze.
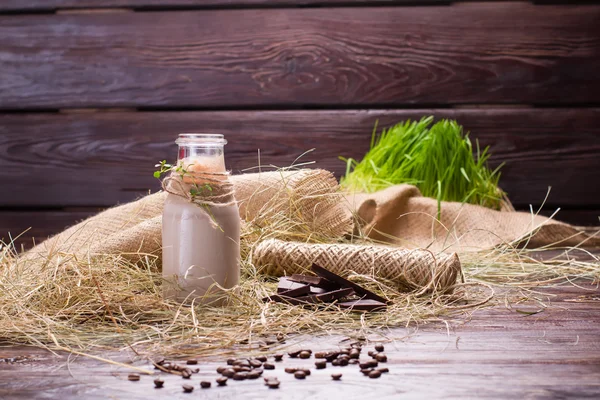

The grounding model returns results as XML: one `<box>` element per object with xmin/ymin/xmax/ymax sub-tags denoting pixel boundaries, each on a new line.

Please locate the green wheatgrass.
<box><xmin>340</xmin><ymin>116</ymin><xmax>504</xmax><ymax>210</ymax></box>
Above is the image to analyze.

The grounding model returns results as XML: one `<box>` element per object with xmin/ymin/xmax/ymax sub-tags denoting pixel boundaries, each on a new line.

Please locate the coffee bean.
<box><xmin>315</xmin><ymin>360</ymin><xmax>327</xmax><ymax>369</ymax></box>
<box><xmin>325</xmin><ymin>352</ymin><xmax>340</xmax><ymax>362</ymax></box>
<box><xmin>331</xmin><ymin>373</ymin><xmax>342</xmax><ymax>381</ymax></box>
<box><xmin>128</xmin><ymin>373</ymin><xmax>140</xmax><ymax>381</ymax></box>
<box><xmin>378</xmin><ymin>367</ymin><xmax>389</xmax><ymax>373</ymax></box>
<box><xmin>331</xmin><ymin>358</ymin><xmax>341</xmax><ymax>366</ymax></box>
<box><xmin>349</xmin><ymin>349</ymin><xmax>360</xmax><ymax>359</ymax></box>
<box><xmin>254</xmin><ymin>368</ymin><xmax>264</xmax><ymax>375</ymax></box>
<box><xmin>226</xmin><ymin>358</ymin><xmax>236</xmax><ymax>365</ymax></box>
<box><xmin>359</xmin><ymin>361</ymin><xmax>377</xmax><ymax>369</ymax></box>
<box><xmin>200</xmin><ymin>381</ymin><xmax>211</xmax><ymax>388</ymax></box>
<box><xmin>186</xmin><ymin>359</ymin><xmax>198</xmax><ymax>365</ymax></box>
<box><xmin>299</xmin><ymin>351</ymin><xmax>311</xmax><ymax>359</ymax></box>
<box><xmin>233</xmin><ymin>372</ymin><xmax>247</xmax><ymax>381</ymax></box>
<box><xmin>339</xmin><ymin>350</ymin><xmax>350</xmax><ymax>356</ymax></box>
<box><xmin>153</xmin><ymin>378</ymin><xmax>164</xmax><ymax>388</ymax></box>
<box><xmin>375</xmin><ymin>344</ymin><xmax>384</xmax><ymax>352</ymax></box>
<box><xmin>301</xmin><ymin>368</ymin><xmax>311</xmax><ymax>376</ymax></box>
<box><xmin>284</xmin><ymin>367</ymin><xmax>297</xmax><ymax>374</ymax></box>
<box><xmin>360</xmin><ymin>368</ymin><xmax>373</xmax><ymax>375</ymax></box>
<box><xmin>263</xmin><ymin>363</ymin><xmax>275</xmax><ymax>370</ymax></box>
<box><xmin>250</xmin><ymin>359</ymin><xmax>263</xmax><ymax>368</ymax></box>
<box><xmin>266</xmin><ymin>379</ymin><xmax>280</xmax><ymax>389</ymax></box>
<box><xmin>369</xmin><ymin>370</ymin><xmax>382</xmax><ymax>379</ymax></box>
<box><xmin>222</xmin><ymin>368</ymin><xmax>235</xmax><ymax>378</ymax></box>
<box><xmin>248</xmin><ymin>371</ymin><xmax>261</xmax><ymax>380</ymax></box>
<box><xmin>288</xmin><ymin>350</ymin><xmax>301</xmax><ymax>358</ymax></box>
<box><xmin>338</xmin><ymin>358</ymin><xmax>349</xmax><ymax>366</ymax></box>
<box><xmin>233</xmin><ymin>359</ymin><xmax>251</xmax><ymax>368</ymax></box>
<box><xmin>314</xmin><ymin>352</ymin><xmax>327</xmax><ymax>359</ymax></box>
<box><xmin>233</xmin><ymin>366</ymin><xmax>251</xmax><ymax>372</ymax></box>
<box><xmin>191</xmin><ymin>368</ymin><xmax>199</xmax><ymax>374</ymax></box>
<box><xmin>182</xmin><ymin>384</ymin><xmax>194</xmax><ymax>393</ymax></box>
<box><xmin>375</xmin><ymin>353</ymin><xmax>387</xmax><ymax>363</ymax></box>
<box><xmin>348</xmin><ymin>359</ymin><xmax>359</xmax><ymax>365</ymax></box>
<box><xmin>216</xmin><ymin>377</ymin><xmax>228</xmax><ymax>386</ymax></box>
<box><xmin>294</xmin><ymin>371</ymin><xmax>306</xmax><ymax>379</ymax></box>
<box><xmin>274</xmin><ymin>354</ymin><xmax>284</xmax><ymax>362</ymax></box>
<box><xmin>181</xmin><ymin>369</ymin><xmax>192</xmax><ymax>379</ymax></box>
<box><xmin>256</xmin><ymin>355</ymin><xmax>268</xmax><ymax>362</ymax></box>
<box><xmin>216</xmin><ymin>366</ymin><xmax>227</xmax><ymax>374</ymax></box>
<box><xmin>368</xmin><ymin>351</ymin><xmax>376</xmax><ymax>357</ymax></box>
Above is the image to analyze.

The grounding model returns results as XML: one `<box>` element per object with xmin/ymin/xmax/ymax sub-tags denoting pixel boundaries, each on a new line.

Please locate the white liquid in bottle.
<box><xmin>162</xmin><ymin>134</ymin><xmax>240</xmax><ymax>305</ymax></box>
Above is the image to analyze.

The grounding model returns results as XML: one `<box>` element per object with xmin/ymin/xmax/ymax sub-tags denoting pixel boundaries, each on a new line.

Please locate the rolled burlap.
<box><xmin>252</xmin><ymin>239</ymin><xmax>461</xmax><ymax>293</ymax></box>
<box><xmin>23</xmin><ymin>169</ymin><xmax>351</xmax><ymax>264</ymax></box>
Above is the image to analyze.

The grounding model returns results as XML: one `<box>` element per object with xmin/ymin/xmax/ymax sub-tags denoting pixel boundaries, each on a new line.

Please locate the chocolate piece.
<box><xmin>277</xmin><ymin>278</ymin><xmax>308</xmax><ymax>294</ymax></box>
<box><xmin>263</xmin><ymin>284</ymin><xmax>311</xmax><ymax>303</ymax></box>
<box><xmin>200</xmin><ymin>381</ymin><xmax>211</xmax><ymax>388</ymax></box>
<box><xmin>216</xmin><ymin>377</ymin><xmax>228</xmax><ymax>386</ymax></box>
<box><xmin>153</xmin><ymin>378</ymin><xmax>164</xmax><ymax>388</ymax></box>
<box><xmin>128</xmin><ymin>373</ymin><xmax>140</xmax><ymax>381</ymax></box>
<box><xmin>375</xmin><ymin>344</ymin><xmax>384</xmax><ymax>352</ymax></box>
<box><xmin>375</xmin><ymin>353</ymin><xmax>387</xmax><ymax>363</ymax></box>
<box><xmin>311</xmin><ymin>264</ymin><xmax>389</xmax><ymax>304</ymax></box>
<box><xmin>294</xmin><ymin>371</ymin><xmax>306</xmax><ymax>379</ymax></box>
<box><xmin>299</xmin><ymin>351</ymin><xmax>311</xmax><ymax>359</ymax></box>
<box><xmin>182</xmin><ymin>384</ymin><xmax>194</xmax><ymax>393</ymax></box>
<box><xmin>287</xmin><ymin>274</ymin><xmax>339</xmax><ymax>290</ymax></box>
<box><xmin>369</xmin><ymin>370</ymin><xmax>382</xmax><ymax>379</ymax></box>
<box><xmin>263</xmin><ymin>363</ymin><xmax>275</xmax><ymax>370</ymax></box>
<box><xmin>186</xmin><ymin>359</ymin><xmax>198</xmax><ymax>365</ymax></box>
<box><xmin>331</xmin><ymin>373</ymin><xmax>342</xmax><ymax>381</ymax></box>
<box><xmin>338</xmin><ymin>299</ymin><xmax>387</xmax><ymax>312</ymax></box>
<box><xmin>315</xmin><ymin>360</ymin><xmax>327</xmax><ymax>369</ymax></box>
<box><xmin>274</xmin><ymin>354</ymin><xmax>284</xmax><ymax>362</ymax></box>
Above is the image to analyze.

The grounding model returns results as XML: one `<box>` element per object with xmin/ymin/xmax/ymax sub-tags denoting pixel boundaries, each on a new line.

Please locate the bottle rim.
<box><xmin>176</xmin><ymin>133</ymin><xmax>227</xmax><ymax>146</ymax></box>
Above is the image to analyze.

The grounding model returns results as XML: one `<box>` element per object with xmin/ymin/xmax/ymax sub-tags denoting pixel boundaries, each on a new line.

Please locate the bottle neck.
<box><xmin>177</xmin><ymin>144</ymin><xmax>226</xmax><ymax>173</ymax></box>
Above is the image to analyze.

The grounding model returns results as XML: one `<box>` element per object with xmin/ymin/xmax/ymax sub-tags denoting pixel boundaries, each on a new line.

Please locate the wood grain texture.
<box><xmin>0</xmin><ymin>283</ymin><xmax>599</xmax><ymax>399</ymax></box>
<box><xmin>0</xmin><ymin>0</ymin><xmax>451</xmax><ymax>11</ymax></box>
<box><xmin>1</xmin><ymin>3</ymin><xmax>599</xmax><ymax>108</ymax></box>
<box><xmin>1</xmin><ymin>108</ymin><xmax>599</xmax><ymax>211</ymax></box>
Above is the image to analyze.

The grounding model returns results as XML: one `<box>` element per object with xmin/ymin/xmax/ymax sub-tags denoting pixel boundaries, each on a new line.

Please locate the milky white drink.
<box><xmin>162</xmin><ymin>134</ymin><xmax>240</xmax><ymax>305</ymax></box>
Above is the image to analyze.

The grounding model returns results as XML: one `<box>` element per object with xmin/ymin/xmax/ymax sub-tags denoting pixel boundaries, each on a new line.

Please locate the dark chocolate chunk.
<box><xmin>153</xmin><ymin>378</ymin><xmax>164</xmax><ymax>388</ymax></box>
<box><xmin>277</xmin><ymin>278</ymin><xmax>308</xmax><ymax>294</ymax></box>
<box><xmin>182</xmin><ymin>384</ymin><xmax>194</xmax><ymax>393</ymax></box>
<box><xmin>331</xmin><ymin>373</ymin><xmax>342</xmax><ymax>381</ymax></box>
<box><xmin>338</xmin><ymin>299</ymin><xmax>387</xmax><ymax>312</ymax></box>
<box><xmin>263</xmin><ymin>284</ymin><xmax>311</xmax><ymax>303</ymax></box>
<box><xmin>216</xmin><ymin>377</ymin><xmax>228</xmax><ymax>386</ymax></box>
<box><xmin>311</xmin><ymin>264</ymin><xmax>389</xmax><ymax>304</ymax></box>
<box><xmin>287</xmin><ymin>274</ymin><xmax>339</xmax><ymax>290</ymax></box>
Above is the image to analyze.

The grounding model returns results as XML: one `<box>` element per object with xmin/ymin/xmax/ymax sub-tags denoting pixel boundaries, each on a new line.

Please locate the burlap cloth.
<box><xmin>347</xmin><ymin>185</ymin><xmax>600</xmax><ymax>253</ymax></box>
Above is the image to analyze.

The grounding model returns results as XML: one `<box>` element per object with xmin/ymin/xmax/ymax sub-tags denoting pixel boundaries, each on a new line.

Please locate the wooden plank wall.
<box><xmin>1</xmin><ymin>0</ymin><xmax>599</xmax><ymax>248</ymax></box>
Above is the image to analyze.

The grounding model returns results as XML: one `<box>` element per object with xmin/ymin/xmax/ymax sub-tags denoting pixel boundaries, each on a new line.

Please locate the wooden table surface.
<box><xmin>1</xmin><ymin>281</ymin><xmax>599</xmax><ymax>400</ymax></box>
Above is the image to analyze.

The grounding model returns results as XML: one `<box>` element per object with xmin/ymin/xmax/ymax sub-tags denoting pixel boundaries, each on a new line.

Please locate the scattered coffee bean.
<box><xmin>339</xmin><ymin>349</ymin><xmax>350</xmax><ymax>356</ymax></box>
<box><xmin>200</xmin><ymin>381</ymin><xmax>211</xmax><ymax>389</ymax></box>
<box><xmin>186</xmin><ymin>359</ymin><xmax>198</xmax><ymax>365</ymax></box>
<box><xmin>349</xmin><ymin>349</ymin><xmax>360</xmax><ymax>359</ymax></box>
<box><xmin>250</xmin><ymin>359</ymin><xmax>263</xmax><ymax>368</ymax></box>
<box><xmin>254</xmin><ymin>368</ymin><xmax>264</xmax><ymax>375</ymax></box>
<box><xmin>360</xmin><ymin>361</ymin><xmax>378</xmax><ymax>369</ymax></box>
<box><xmin>285</xmin><ymin>367</ymin><xmax>297</xmax><ymax>374</ymax></box>
<box><xmin>360</xmin><ymin>368</ymin><xmax>373</xmax><ymax>375</ymax></box>
<box><xmin>348</xmin><ymin>359</ymin><xmax>359</xmax><ymax>365</ymax></box>
<box><xmin>294</xmin><ymin>371</ymin><xmax>306</xmax><ymax>379</ymax></box>
<box><xmin>369</xmin><ymin>370</ymin><xmax>382</xmax><ymax>379</ymax></box>
<box><xmin>378</xmin><ymin>367</ymin><xmax>389</xmax><ymax>373</ymax></box>
<box><xmin>256</xmin><ymin>355</ymin><xmax>268</xmax><ymax>362</ymax></box>
<box><xmin>222</xmin><ymin>368</ymin><xmax>235</xmax><ymax>378</ymax></box>
<box><xmin>288</xmin><ymin>350</ymin><xmax>301</xmax><ymax>358</ymax></box>
<box><xmin>233</xmin><ymin>372</ymin><xmax>248</xmax><ymax>381</ymax></box>
<box><xmin>266</xmin><ymin>379</ymin><xmax>280</xmax><ymax>389</ymax></box>
<box><xmin>315</xmin><ymin>360</ymin><xmax>327</xmax><ymax>369</ymax></box>
<box><xmin>248</xmin><ymin>371</ymin><xmax>261</xmax><ymax>380</ymax></box>
<box><xmin>375</xmin><ymin>353</ymin><xmax>387</xmax><ymax>363</ymax></box>
<box><xmin>216</xmin><ymin>366</ymin><xmax>227</xmax><ymax>374</ymax></box>
<box><xmin>331</xmin><ymin>373</ymin><xmax>342</xmax><ymax>381</ymax></box>
<box><xmin>181</xmin><ymin>369</ymin><xmax>192</xmax><ymax>379</ymax></box>
<box><xmin>227</xmin><ymin>358</ymin><xmax>236</xmax><ymax>365</ymax></box>
<box><xmin>339</xmin><ymin>358</ymin><xmax>349</xmax><ymax>366</ymax></box>
<box><xmin>263</xmin><ymin>362</ymin><xmax>275</xmax><ymax>370</ymax></box>
<box><xmin>274</xmin><ymin>354</ymin><xmax>284</xmax><ymax>362</ymax></box>
<box><xmin>325</xmin><ymin>352</ymin><xmax>340</xmax><ymax>362</ymax></box>
<box><xmin>301</xmin><ymin>368</ymin><xmax>311</xmax><ymax>376</ymax></box>
<box><xmin>128</xmin><ymin>373</ymin><xmax>140</xmax><ymax>381</ymax></box>
<box><xmin>375</xmin><ymin>344</ymin><xmax>384</xmax><ymax>352</ymax></box>
<box><xmin>191</xmin><ymin>368</ymin><xmax>200</xmax><ymax>374</ymax></box>
<box><xmin>368</xmin><ymin>351</ymin><xmax>376</xmax><ymax>357</ymax></box>
<box><xmin>153</xmin><ymin>378</ymin><xmax>164</xmax><ymax>388</ymax></box>
<box><xmin>216</xmin><ymin>377</ymin><xmax>228</xmax><ymax>386</ymax></box>
<box><xmin>299</xmin><ymin>351</ymin><xmax>311</xmax><ymax>359</ymax></box>
<box><xmin>233</xmin><ymin>359</ymin><xmax>251</xmax><ymax>368</ymax></box>
<box><xmin>182</xmin><ymin>384</ymin><xmax>194</xmax><ymax>393</ymax></box>
<box><xmin>331</xmin><ymin>358</ymin><xmax>341</xmax><ymax>366</ymax></box>
<box><xmin>314</xmin><ymin>352</ymin><xmax>327</xmax><ymax>359</ymax></box>
<box><xmin>233</xmin><ymin>366</ymin><xmax>251</xmax><ymax>372</ymax></box>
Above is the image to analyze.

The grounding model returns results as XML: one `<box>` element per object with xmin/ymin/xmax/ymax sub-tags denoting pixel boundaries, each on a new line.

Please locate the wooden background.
<box><xmin>1</xmin><ymin>0</ymin><xmax>599</xmax><ymax>247</ymax></box>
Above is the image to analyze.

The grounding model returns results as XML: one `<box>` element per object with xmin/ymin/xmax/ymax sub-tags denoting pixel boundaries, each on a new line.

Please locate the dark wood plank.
<box><xmin>0</xmin><ymin>283</ymin><xmax>599</xmax><ymax>399</ymax></box>
<box><xmin>0</xmin><ymin>0</ymin><xmax>451</xmax><ymax>11</ymax></box>
<box><xmin>1</xmin><ymin>108</ymin><xmax>599</xmax><ymax>212</ymax></box>
<box><xmin>1</xmin><ymin>3</ymin><xmax>599</xmax><ymax>108</ymax></box>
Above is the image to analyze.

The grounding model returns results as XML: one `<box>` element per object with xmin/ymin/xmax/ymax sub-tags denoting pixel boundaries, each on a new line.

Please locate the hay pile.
<box><xmin>0</xmin><ymin>169</ymin><xmax>599</xmax><ymax>361</ymax></box>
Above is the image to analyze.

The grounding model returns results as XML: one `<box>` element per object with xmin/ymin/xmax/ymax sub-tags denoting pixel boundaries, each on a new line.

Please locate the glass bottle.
<box><xmin>162</xmin><ymin>133</ymin><xmax>240</xmax><ymax>305</ymax></box>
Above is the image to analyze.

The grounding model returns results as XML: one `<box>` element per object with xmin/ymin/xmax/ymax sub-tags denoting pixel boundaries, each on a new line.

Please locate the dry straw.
<box><xmin>0</xmin><ymin>169</ymin><xmax>598</xmax><ymax>361</ymax></box>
